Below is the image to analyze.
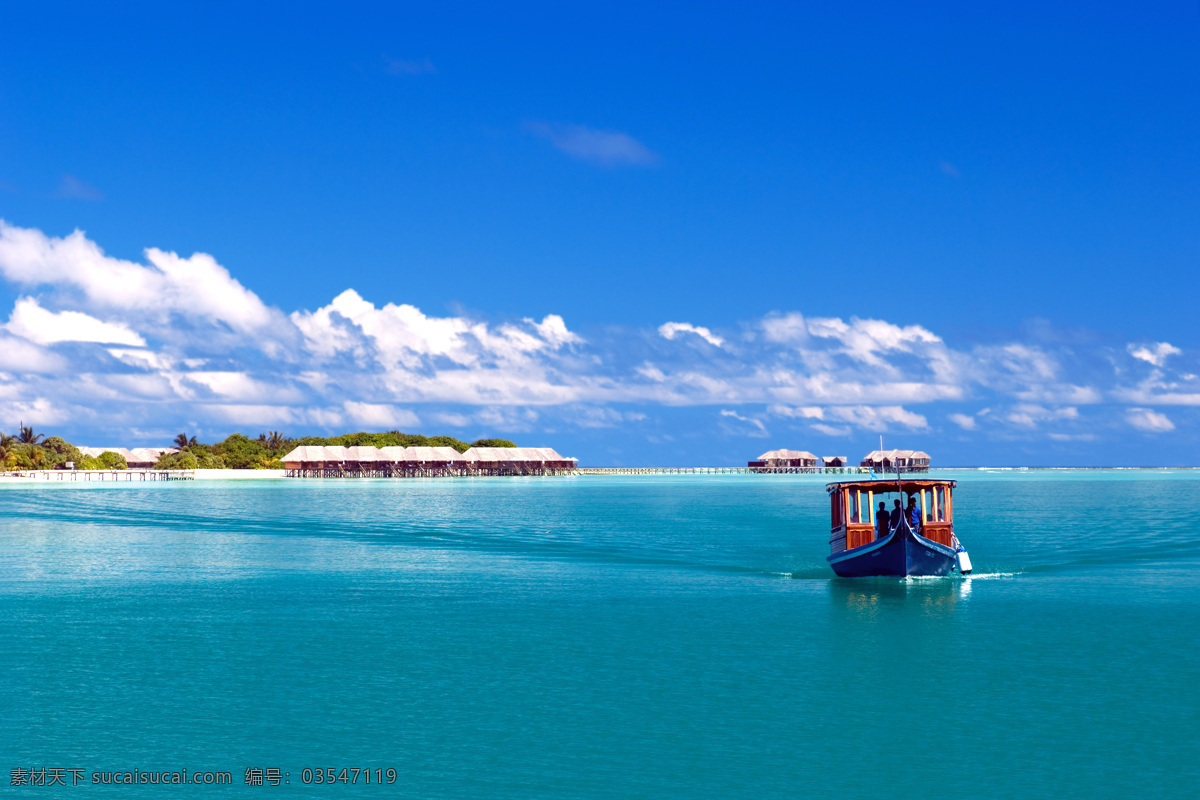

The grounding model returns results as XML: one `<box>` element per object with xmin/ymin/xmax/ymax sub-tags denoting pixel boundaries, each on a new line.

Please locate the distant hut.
<box><xmin>377</xmin><ymin>446</ymin><xmax>407</xmax><ymax>476</ymax></box>
<box><xmin>455</xmin><ymin>447</ymin><xmax>480</xmax><ymax>476</ymax></box>
<box><xmin>750</xmin><ymin>449</ymin><xmax>818</xmax><ymax>473</ymax></box>
<box><xmin>859</xmin><ymin>449</ymin><xmax>931</xmax><ymax>474</ymax></box>
<box><xmin>528</xmin><ymin>447</ymin><xmax>577</xmax><ymax>474</ymax></box>
<box><xmin>77</xmin><ymin>446</ymin><xmax>173</xmax><ymax>469</ymax></box>
<box><xmin>322</xmin><ymin>446</ymin><xmax>347</xmax><ymax>475</ymax></box>
<box><xmin>457</xmin><ymin>447</ymin><xmax>577</xmax><ymax>476</ymax></box>
<box><xmin>281</xmin><ymin>444</ymin><xmax>574</xmax><ymax>478</ymax></box>
<box><xmin>402</xmin><ymin>446</ymin><xmax>461</xmax><ymax>476</ymax></box>
<box><xmin>343</xmin><ymin>445</ymin><xmax>380</xmax><ymax>476</ymax></box>
<box><xmin>127</xmin><ymin>448</ymin><xmax>171</xmax><ymax>468</ymax></box>
<box><xmin>282</xmin><ymin>445</ymin><xmax>327</xmax><ymax>476</ymax></box>
<box><xmin>821</xmin><ymin>456</ymin><xmax>848</xmax><ymax>468</ymax></box>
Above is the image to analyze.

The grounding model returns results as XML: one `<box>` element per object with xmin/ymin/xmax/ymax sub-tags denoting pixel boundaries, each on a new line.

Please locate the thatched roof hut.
<box><xmin>280</xmin><ymin>444</ymin><xmax>575</xmax><ymax>476</ymax></box>
<box><xmin>859</xmin><ymin>449</ymin><xmax>931</xmax><ymax>472</ymax></box>
<box><xmin>755</xmin><ymin>449</ymin><xmax>818</xmax><ymax>468</ymax></box>
<box><xmin>77</xmin><ymin>446</ymin><xmax>175</xmax><ymax>468</ymax></box>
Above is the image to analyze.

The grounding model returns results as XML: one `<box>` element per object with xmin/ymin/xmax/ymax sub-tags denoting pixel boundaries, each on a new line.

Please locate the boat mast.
<box><xmin>887</xmin><ymin>434</ymin><xmax>902</xmax><ymax>508</ymax></box>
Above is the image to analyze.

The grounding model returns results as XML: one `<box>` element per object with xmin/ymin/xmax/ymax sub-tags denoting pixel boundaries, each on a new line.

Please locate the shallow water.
<box><xmin>1</xmin><ymin>471</ymin><xmax>1197</xmax><ymax>798</ymax></box>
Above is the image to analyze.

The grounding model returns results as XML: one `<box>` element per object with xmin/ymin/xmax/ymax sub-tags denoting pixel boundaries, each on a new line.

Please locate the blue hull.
<box><xmin>827</xmin><ymin>521</ymin><xmax>957</xmax><ymax>578</ymax></box>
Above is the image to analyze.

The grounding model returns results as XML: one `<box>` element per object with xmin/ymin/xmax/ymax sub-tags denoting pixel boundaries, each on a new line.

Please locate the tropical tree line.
<box><xmin>0</xmin><ymin>424</ymin><xmax>113</xmax><ymax>471</ymax></box>
<box><xmin>153</xmin><ymin>430</ymin><xmax>516</xmax><ymax>469</ymax></box>
<box><xmin>1</xmin><ymin>426</ymin><xmax>518</xmax><ymax>472</ymax></box>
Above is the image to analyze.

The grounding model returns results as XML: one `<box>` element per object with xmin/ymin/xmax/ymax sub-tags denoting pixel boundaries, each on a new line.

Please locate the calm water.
<box><xmin>1</xmin><ymin>471</ymin><xmax>1197</xmax><ymax>798</ymax></box>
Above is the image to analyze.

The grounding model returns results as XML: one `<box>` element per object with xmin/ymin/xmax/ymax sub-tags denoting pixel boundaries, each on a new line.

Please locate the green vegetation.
<box><xmin>0</xmin><ymin>428</ymin><xmax>86</xmax><ymax>470</ymax></box>
<box><xmin>78</xmin><ymin>451</ymin><xmax>129</xmax><ymax>470</ymax></box>
<box><xmin>289</xmin><ymin>430</ymin><xmax>475</xmax><ymax>453</ymax></box>
<box><xmin>0</xmin><ymin>426</ymin><xmax>517</xmax><ymax>472</ymax></box>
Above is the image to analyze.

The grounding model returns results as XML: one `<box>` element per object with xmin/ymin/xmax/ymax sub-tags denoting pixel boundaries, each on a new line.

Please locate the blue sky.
<box><xmin>1</xmin><ymin>1</ymin><xmax>1198</xmax><ymax>465</ymax></box>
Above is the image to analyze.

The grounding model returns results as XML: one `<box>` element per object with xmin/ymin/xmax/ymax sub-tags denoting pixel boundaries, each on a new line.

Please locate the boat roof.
<box><xmin>826</xmin><ymin>478</ymin><xmax>956</xmax><ymax>493</ymax></box>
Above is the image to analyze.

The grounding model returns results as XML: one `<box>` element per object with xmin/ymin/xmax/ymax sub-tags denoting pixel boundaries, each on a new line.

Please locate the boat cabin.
<box><xmin>827</xmin><ymin>479</ymin><xmax>956</xmax><ymax>554</ymax></box>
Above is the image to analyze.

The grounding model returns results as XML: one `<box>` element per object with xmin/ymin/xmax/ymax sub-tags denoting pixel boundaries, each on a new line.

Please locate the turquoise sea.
<box><xmin>2</xmin><ymin>471</ymin><xmax>1197</xmax><ymax>798</ymax></box>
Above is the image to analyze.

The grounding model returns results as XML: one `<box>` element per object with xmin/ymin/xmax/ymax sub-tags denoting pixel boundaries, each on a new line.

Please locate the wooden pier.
<box><xmin>2</xmin><ymin>470</ymin><xmax>195</xmax><ymax>482</ymax></box>
<box><xmin>283</xmin><ymin>465</ymin><xmax>578</xmax><ymax>478</ymax></box>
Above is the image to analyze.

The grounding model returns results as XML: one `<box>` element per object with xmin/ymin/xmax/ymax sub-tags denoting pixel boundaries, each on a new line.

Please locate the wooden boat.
<box><xmin>825</xmin><ymin>478</ymin><xmax>971</xmax><ymax>577</ymax></box>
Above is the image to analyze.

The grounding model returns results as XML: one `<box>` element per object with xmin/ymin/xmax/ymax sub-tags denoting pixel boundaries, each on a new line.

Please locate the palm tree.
<box><xmin>0</xmin><ymin>431</ymin><xmax>14</xmax><ymax>448</ymax></box>
<box><xmin>0</xmin><ymin>445</ymin><xmax>15</xmax><ymax>471</ymax></box>
<box><xmin>18</xmin><ymin>423</ymin><xmax>43</xmax><ymax>444</ymax></box>
<box><xmin>267</xmin><ymin>431</ymin><xmax>288</xmax><ymax>450</ymax></box>
<box><xmin>174</xmin><ymin>433</ymin><xmax>198</xmax><ymax>450</ymax></box>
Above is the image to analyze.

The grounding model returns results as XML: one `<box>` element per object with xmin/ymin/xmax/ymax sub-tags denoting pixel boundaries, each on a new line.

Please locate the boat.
<box><xmin>825</xmin><ymin>478</ymin><xmax>971</xmax><ymax>577</ymax></box>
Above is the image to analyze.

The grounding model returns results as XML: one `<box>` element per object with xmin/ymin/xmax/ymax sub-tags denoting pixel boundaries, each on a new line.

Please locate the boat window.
<box><xmin>831</xmin><ymin>491</ymin><xmax>842</xmax><ymax>527</ymax></box>
<box><xmin>936</xmin><ymin>487</ymin><xmax>946</xmax><ymax>521</ymax></box>
<box><xmin>849</xmin><ymin>490</ymin><xmax>860</xmax><ymax>523</ymax></box>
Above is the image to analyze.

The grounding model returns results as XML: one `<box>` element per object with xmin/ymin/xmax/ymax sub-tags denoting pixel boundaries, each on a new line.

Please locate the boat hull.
<box><xmin>827</xmin><ymin>521</ymin><xmax>957</xmax><ymax>578</ymax></box>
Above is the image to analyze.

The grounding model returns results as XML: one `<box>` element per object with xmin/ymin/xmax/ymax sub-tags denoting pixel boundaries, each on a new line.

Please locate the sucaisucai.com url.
<box><xmin>10</xmin><ymin>768</ymin><xmax>232</xmax><ymax>786</ymax></box>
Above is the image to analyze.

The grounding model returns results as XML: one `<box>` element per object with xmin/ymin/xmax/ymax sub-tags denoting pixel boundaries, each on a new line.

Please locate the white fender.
<box><xmin>955</xmin><ymin>547</ymin><xmax>973</xmax><ymax>574</ymax></box>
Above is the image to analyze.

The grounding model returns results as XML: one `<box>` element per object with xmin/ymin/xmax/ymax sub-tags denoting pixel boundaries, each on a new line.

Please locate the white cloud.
<box><xmin>343</xmin><ymin>402</ymin><xmax>420</xmax><ymax>429</ymax></box>
<box><xmin>948</xmin><ymin>413</ymin><xmax>976</xmax><ymax>430</ymax></box>
<box><xmin>636</xmin><ymin>363</ymin><xmax>667</xmax><ymax>382</ymax></box>
<box><xmin>971</xmin><ymin>344</ymin><xmax>1058</xmax><ymax>385</ymax></box>
<box><xmin>720</xmin><ymin>409</ymin><xmax>768</xmax><ymax>436</ymax></box>
<box><xmin>760</xmin><ymin>312</ymin><xmax>808</xmax><ymax>345</ymax></box>
<box><xmin>430</xmin><ymin>411</ymin><xmax>473</xmax><ymax>428</ymax></box>
<box><xmin>807</xmin><ymin>316</ymin><xmax>942</xmax><ymax>367</ymax></box>
<box><xmin>0</xmin><ymin>221</ymin><xmax>276</xmax><ymax>335</ymax></box>
<box><xmin>0</xmin><ymin>397</ymin><xmax>66</xmax><ymax>425</ymax></box>
<box><xmin>529</xmin><ymin>315</ymin><xmax>583</xmax><ymax>347</ymax></box>
<box><xmin>291</xmin><ymin>290</ymin><xmax>581</xmax><ymax>374</ymax></box>
<box><xmin>1014</xmin><ymin>384</ymin><xmax>1103</xmax><ymax>404</ymax></box>
<box><xmin>473</xmin><ymin>406</ymin><xmax>539</xmax><ymax>432</ymax></box>
<box><xmin>827</xmin><ymin>405</ymin><xmax>928</xmax><ymax>430</ymax></box>
<box><xmin>769</xmin><ymin>404</ymin><xmax>824</xmax><ymax>420</ymax></box>
<box><xmin>106</xmin><ymin>348</ymin><xmax>173</xmax><ymax>371</ymax></box>
<box><xmin>0</xmin><ymin>335</ymin><xmax>67</xmax><ymax>372</ymax></box>
<box><xmin>772</xmin><ymin>404</ymin><xmax>927</xmax><ymax>431</ymax></box>
<box><xmin>0</xmin><ymin>222</ymin><xmax>1194</xmax><ymax>449</ymax></box>
<box><xmin>7</xmin><ymin>297</ymin><xmax>146</xmax><ymax>346</ymax></box>
<box><xmin>204</xmin><ymin>404</ymin><xmax>304</xmax><ymax>426</ymax></box>
<box><xmin>1005</xmin><ymin>404</ymin><xmax>1079</xmax><ymax>429</ymax></box>
<box><xmin>570</xmin><ymin>407</ymin><xmax>628</xmax><ymax>429</ymax></box>
<box><xmin>1128</xmin><ymin>342</ymin><xmax>1181</xmax><ymax>367</ymax></box>
<box><xmin>182</xmin><ymin>371</ymin><xmax>302</xmax><ymax>403</ymax></box>
<box><xmin>526</xmin><ymin>122</ymin><xmax>658</xmax><ymax>167</ymax></box>
<box><xmin>1125</xmin><ymin>408</ymin><xmax>1175</xmax><ymax>433</ymax></box>
<box><xmin>658</xmin><ymin>321</ymin><xmax>724</xmax><ymax>348</ymax></box>
<box><xmin>1111</xmin><ymin>370</ymin><xmax>1200</xmax><ymax>406</ymax></box>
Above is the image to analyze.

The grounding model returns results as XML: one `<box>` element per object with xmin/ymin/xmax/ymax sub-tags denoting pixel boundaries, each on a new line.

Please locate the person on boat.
<box><xmin>891</xmin><ymin>499</ymin><xmax>903</xmax><ymax>531</ymax></box>
<box><xmin>876</xmin><ymin>501</ymin><xmax>890</xmax><ymax>537</ymax></box>
<box><xmin>906</xmin><ymin>494</ymin><xmax>922</xmax><ymax>532</ymax></box>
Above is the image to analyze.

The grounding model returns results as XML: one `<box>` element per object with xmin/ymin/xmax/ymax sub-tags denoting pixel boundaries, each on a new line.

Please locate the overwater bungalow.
<box><xmin>859</xmin><ymin>449</ymin><xmax>931</xmax><ymax>474</ymax></box>
<box><xmin>76</xmin><ymin>446</ymin><xmax>176</xmax><ymax>469</ymax></box>
<box><xmin>821</xmin><ymin>456</ymin><xmax>849</xmax><ymax>468</ymax></box>
<box><xmin>748</xmin><ymin>449</ymin><xmax>819</xmax><ymax>473</ymax></box>
<box><xmin>280</xmin><ymin>445</ymin><xmax>578</xmax><ymax>478</ymax></box>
